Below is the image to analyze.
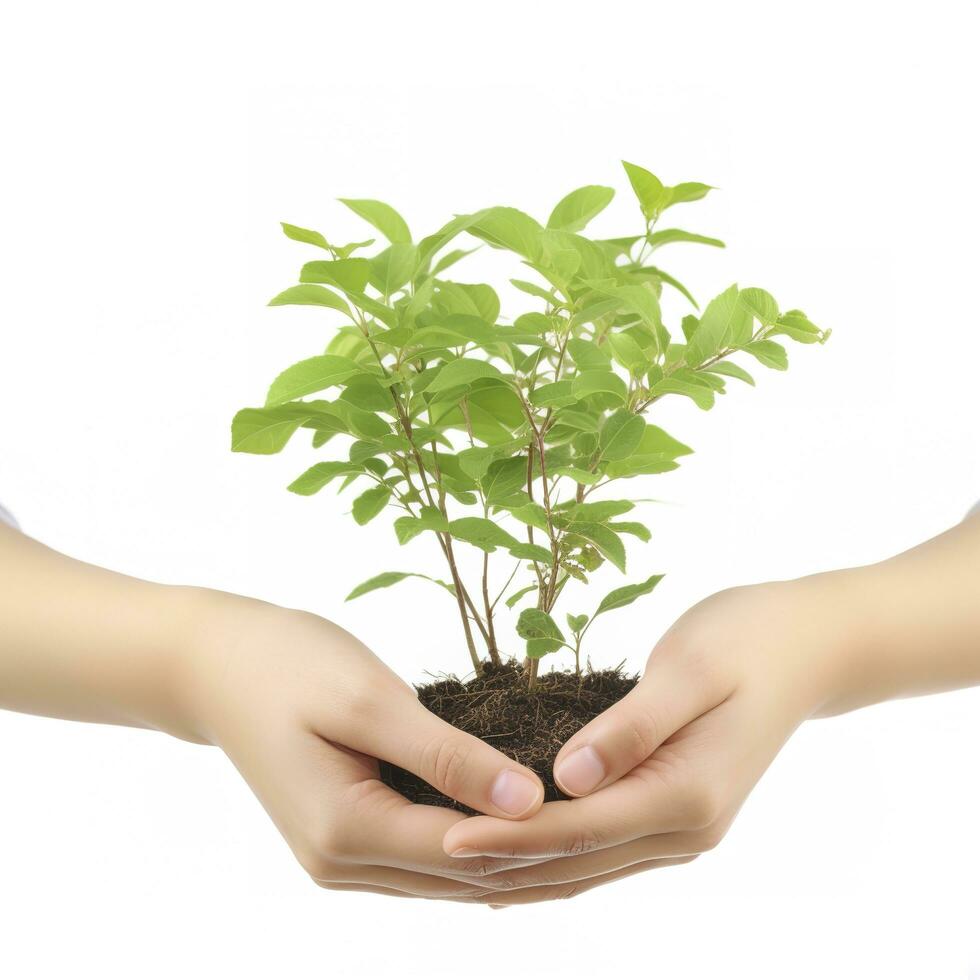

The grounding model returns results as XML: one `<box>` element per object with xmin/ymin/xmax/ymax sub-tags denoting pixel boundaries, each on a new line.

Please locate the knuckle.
<box><xmin>553</xmin><ymin>831</ymin><xmax>602</xmax><ymax>858</ymax></box>
<box><xmin>621</xmin><ymin>704</ymin><xmax>664</xmax><ymax>761</ymax></box>
<box><xmin>418</xmin><ymin>736</ymin><xmax>472</xmax><ymax>798</ymax></box>
<box><xmin>681</xmin><ymin>781</ymin><xmax>724</xmax><ymax>830</ymax></box>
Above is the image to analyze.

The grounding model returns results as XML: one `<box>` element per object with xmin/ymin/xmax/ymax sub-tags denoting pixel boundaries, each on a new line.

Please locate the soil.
<box><xmin>379</xmin><ymin>660</ymin><xmax>638</xmax><ymax>812</ymax></box>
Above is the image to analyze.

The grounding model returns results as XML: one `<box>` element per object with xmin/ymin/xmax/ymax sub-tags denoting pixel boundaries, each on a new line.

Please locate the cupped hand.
<box><xmin>179</xmin><ymin>595</ymin><xmax>555</xmax><ymax>900</ymax></box>
<box><xmin>442</xmin><ymin>578</ymin><xmax>854</xmax><ymax>903</ymax></box>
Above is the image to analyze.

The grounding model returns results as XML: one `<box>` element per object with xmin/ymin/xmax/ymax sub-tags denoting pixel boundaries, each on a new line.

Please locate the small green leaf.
<box><xmin>369</xmin><ymin>243</ymin><xmax>418</xmax><ymax>295</ymax></box>
<box><xmin>594</xmin><ymin>574</ymin><xmax>664</xmax><ymax>616</ymax></box>
<box><xmin>465</xmin><ymin>206</ymin><xmax>544</xmax><ymax>261</ymax></box>
<box><xmin>281</xmin><ymin>222</ymin><xmax>331</xmax><ymax>250</ymax></box>
<box><xmin>744</xmin><ymin>339</ymin><xmax>788</xmax><ymax>370</ymax></box>
<box><xmin>740</xmin><ymin>287</ymin><xmax>779</xmax><ymax>326</ymax></box>
<box><xmin>567</xmin><ymin>337</ymin><xmax>611</xmax><ymax>371</ymax></box>
<box><xmin>425</xmin><ymin>359</ymin><xmax>506</xmax><ymax>393</ymax></box>
<box><xmin>351</xmin><ymin>485</ymin><xmax>392</xmax><ymax>525</ymax></box>
<box><xmin>566</xmin><ymin>613</ymin><xmax>589</xmax><ymax>634</ymax></box>
<box><xmin>508</xmin><ymin>542</ymin><xmax>553</xmax><ymax>563</ymax></box>
<box><xmin>268</xmin><ymin>285</ymin><xmax>351</xmax><ymax>316</ymax></box>
<box><xmin>288</xmin><ymin>461</ymin><xmax>363</xmax><ymax>495</ymax></box>
<box><xmin>299</xmin><ymin>258</ymin><xmax>371</xmax><ymax>293</ymax></box>
<box><xmin>564</xmin><ymin>499</ymin><xmax>635</xmax><ymax>523</ymax></box>
<box><xmin>516</xmin><ymin>608</ymin><xmax>565</xmax><ymax>658</ymax></box>
<box><xmin>481</xmin><ymin>457</ymin><xmax>528</xmax><ymax>503</ymax></box>
<box><xmin>572</xmin><ymin>370</ymin><xmax>627</xmax><ymax>402</ymax></box>
<box><xmin>448</xmin><ymin>516</ymin><xmax>520</xmax><ymax>552</ymax></box>
<box><xmin>338</xmin><ymin>198</ymin><xmax>412</xmax><ymax>244</ymax></box>
<box><xmin>599</xmin><ymin>409</ymin><xmax>645</xmax><ymax>461</ymax></box>
<box><xmin>345</xmin><ymin>571</ymin><xmax>455</xmax><ymax>601</ymax></box>
<box><xmin>646</xmin><ymin>228</ymin><xmax>725</xmax><ymax>250</ymax></box>
<box><xmin>547</xmin><ymin>185</ymin><xmax>615</xmax><ymax>233</ymax></box>
<box><xmin>505</xmin><ymin>502</ymin><xmax>550</xmax><ymax>533</ymax></box>
<box><xmin>704</xmin><ymin>360</ymin><xmax>755</xmax><ymax>385</ymax></box>
<box><xmin>622</xmin><ymin>161</ymin><xmax>668</xmax><ymax>221</ymax></box>
<box><xmin>609</xmin><ymin>521</ymin><xmax>651</xmax><ymax>542</ymax></box>
<box><xmin>505</xmin><ymin>584</ymin><xmax>538</xmax><ymax>609</ymax></box>
<box><xmin>265</xmin><ymin>355</ymin><xmax>361</xmax><ymax>406</ymax></box>
<box><xmin>394</xmin><ymin>506</ymin><xmax>450</xmax><ymax>544</ymax></box>
<box><xmin>606</xmin><ymin>332</ymin><xmax>649</xmax><ymax>376</ymax></box>
<box><xmin>231</xmin><ymin>407</ymin><xmax>306</xmax><ymax>454</ymax></box>
<box><xmin>686</xmin><ymin>285</ymin><xmax>751</xmax><ymax>366</ymax></box>
<box><xmin>567</xmin><ymin>521</ymin><xmax>626</xmax><ymax>572</ymax></box>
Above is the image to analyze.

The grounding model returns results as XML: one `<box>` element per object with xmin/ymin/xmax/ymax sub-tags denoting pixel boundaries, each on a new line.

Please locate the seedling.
<box><xmin>232</xmin><ymin>162</ymin><xmax>827</xmax><ymax>689</ymax></box>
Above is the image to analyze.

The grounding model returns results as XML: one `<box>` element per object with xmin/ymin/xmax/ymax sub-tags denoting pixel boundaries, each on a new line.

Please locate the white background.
<box><xmin>2</xmin><ymin>2</ymin><xmax>979</xmax><ymax>977</ymax></box>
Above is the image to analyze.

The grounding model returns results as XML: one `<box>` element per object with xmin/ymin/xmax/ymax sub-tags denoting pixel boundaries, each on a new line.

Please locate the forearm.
<box><xmin>811</xmin><ymin>513</ymin><xmax>980</xmax><ymax>715</ymax></box>
<box><xmin>0</xmin><ymin>523</ymin><xmax>212</xmax><ymax>741</ymax></box>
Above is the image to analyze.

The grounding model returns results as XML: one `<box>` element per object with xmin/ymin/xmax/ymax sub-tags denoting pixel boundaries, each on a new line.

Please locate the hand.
<box><xmin>179</xmin><ymin>594</ymin><xmax>552</xmax><ymax>900</ymax></box>
<box><xmin>441</xmin><ymin>580</ymin><xmax>837</xmax><ymax>901</ymax></box>
<box><xmin>442</xmin><ymin>515</ymin><xmax>980</xmax><ymax>903</ymax></box>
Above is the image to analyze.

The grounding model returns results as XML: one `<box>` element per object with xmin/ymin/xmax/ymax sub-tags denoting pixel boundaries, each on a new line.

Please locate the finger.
<box><xmin>341</xmin><ymin>693</ymin><xmax>545</xmax><ymax>820</ymax></box>
<box><xmin>326</xmin><ymin>774</ymin><xmax>551</xmax><ymax>883</ymax></box>
<box><xmin>477</xmin><ymin>835</ymin><xmax>702</xmax><ymax>893</ymax></box>
<box><xmin>552</xmin><ymin>644</ymin><xmax>728</xmax><ymax>797</ymax></box>
<box><xmin>311</xmin><ymin>861</ymin><xmax>489</xmax><ymax>900</ymax></box>
<box><xmin>443</xmin><ymin>759</ymin><xmax>708</xmax><ymax>859</ymax></box>
<box><xmin>471</xmin><ymin>855</ymin><xmax>697</xmax><ymax>906</ymax></box>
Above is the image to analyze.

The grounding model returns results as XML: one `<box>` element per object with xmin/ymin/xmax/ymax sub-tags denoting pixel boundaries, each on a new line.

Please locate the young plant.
<box><xmin>232</xmin><ymin>162</ymin><xmax>828</xmax><ymax>688</ymax></box>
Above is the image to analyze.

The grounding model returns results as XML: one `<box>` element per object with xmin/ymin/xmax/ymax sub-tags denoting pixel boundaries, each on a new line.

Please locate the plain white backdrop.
<box><xmin>2</xmin><ymin>1</ymin><xmax>980</xmax><ymax>977</ymax></box>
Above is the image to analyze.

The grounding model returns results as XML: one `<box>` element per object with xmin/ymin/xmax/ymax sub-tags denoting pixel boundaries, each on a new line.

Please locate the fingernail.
<box><xmin>555</xmin><ymin>745</ymin><xmax>605</xmax><ymax>796</ymax></box>
<box><xmin>450</xmin><ymin>847</ymin><xmax>482</xmax><ymax>858</ymax></box>
<box><xmin>489</xmin><ymin>904</ymin><xmax>509</xmax><ymax>911</ymax></box>
<box><xmin>490</xmin><ymin>769</ymin><xmax>540</xmax><ymax>816</ymax></box>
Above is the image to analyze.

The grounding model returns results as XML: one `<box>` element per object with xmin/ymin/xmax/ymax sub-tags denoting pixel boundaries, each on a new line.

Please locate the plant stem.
<box><xmin>525</xmin><ymin>655</ymin><xmax>539</xmax><ymax>691</ymax></box>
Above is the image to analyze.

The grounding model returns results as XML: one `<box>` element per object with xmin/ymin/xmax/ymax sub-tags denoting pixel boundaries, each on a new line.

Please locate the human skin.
<box><xmin>442</xmin><ymin>513</ymin><xmax>980</xmax><ymax>904</ymax></box>
<box><xmin>0</xmin><ymin>523</ymin><xmax>556</xmax><ymax>900</ymax></box>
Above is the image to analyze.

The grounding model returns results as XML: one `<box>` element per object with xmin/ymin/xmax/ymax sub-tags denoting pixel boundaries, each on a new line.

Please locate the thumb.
<box><xmin>553</xmin><ymin>647</ymin><xmax>727</xmax><ymax>797</ymax></box>
<box><xmin>365</xmin><ymin>696</ymin><xmax>545</xmax><ymax>819</ymax></box>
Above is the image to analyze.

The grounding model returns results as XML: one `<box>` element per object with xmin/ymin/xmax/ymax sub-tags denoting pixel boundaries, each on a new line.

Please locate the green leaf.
<box><xmin>547</xmin><ymin>185</ymin><xmax>615</xmax><ymax>232</ymax></box>
<box><xmin>645</xmin><ymin>228</ymin><xmax>724</xmax><ymax>250</ymax></box>
<box><xmin>231</xmin><ymin>407</ymin><xmax>306</xmax><ymax>454</ymax></box>
<box><xmin>565</xmin><ymin>499</ymin><xmax>634</xmax><ymax>523</ymax></box>
<box><xmin>299</xmin><ymin>258</ymin><xmax>371</xmax><ymax>293</ymax></box>
<box><xmin>465</xmin><ymin>207</ymin><xmax>544</xmax><ymax>261</ymax></box>
<box><xmin>572</xmin><ymin>370</ymin><xmax>627</xmax><ymax>402</ymax></box>
<box><xmin>346</xmin><ymin>571</ymin><xmax>454</xmax><ymax>601</ymax></box>
<box><xmin>287</xmin><ymin>461</ymin><xmax>363</xmax><ymax>494</ymax></box>
<box><xmin>745</xmin><ymin>339</ymin><xmax>788</xmax><ymax>370</ymax></box>
<box><xmin>773</xmin><ymin>309</ymin><xmax>827</xmax><ymax>344</ymax></box>
<box><xmin>648</xmin><ymin>376</ymin><xmax>715</xmax><ymax>410</ymax></box>
<box><xmin>606</xmin><ymin>332</ymin><xmax>649</xmax><ymax>376</ymax></box>
<box><xmin>567</xmin><ymin>337</ymin><xmax>611</xmax><ymax>371</ymax></box>
<box><xmin>448</xmin><ymin>516</ymin><xmax>521</xmax><ymax>552</ymax></box>
<box><xmin>508</xmin><ymin>542</ymin><xmax>553</xmax><ymax>563</ymax></box>
<box><xmin>740</xmin><ymin>287</ymin><xmax>779</xmax><ymax>326</ymax></box>
<box><xmin>505</xmin><ymin>584</ymin><xmax>538</xmax><ymax>609</ymax></box>
<box><xmin>594</xmin><ymin>574</ymin><xmax>664</xmax><ymax>616</ymax></box>
<box><xmin>351</xmin><ymin>485</ymin><xmax>392</xmax><ymax>525</ymax></box>
<box><xmin>505</xmin><ymin>502</ymin><xmax>550</xmax><ymax>534</ymax></box>
<box><xmin>609</xmin><ymin>521</ymin><xmax>651</xmax><ymax>542</ymax></box>
<box><xmin>394</xmin><ymin>506</ymin><xmax>450</xmax><ymax>544</ymax></box>
<box><xmin>599</xmin><ymin>409</ymin><xmax>645</xmax><ymax>461</ymax></box>
<box><xmin>516</xmin><ymin>608</ymin><xmax>565</xmax><ymax>658</ymax></box>
<box><xmin>551</xmin><ymin>465</ymin><xmax>604</xmax><ymax>484</ymax></box>
<box><xmin>647</xmin><ymin>265</ymin><xmax>699</xmax><ymax>308</ymax></box>
<box><xmin>425</xmin><ymin>359</ymin><xmax>506</xmax><ymax>393</ymax></box>
<box><xmin>281</xmin><ymin>222</ymin><xmax>331</xmax><ymax>250</ymax></box>
<box><xmin>664</xmin><ymin>182</ymin><xmax>714</xmax><ymax>208</ymax></box>
<box><xmin>566</xmin><ymin>613</ymin><xmax>589</xmax><ymax>634</ymax></box>
<box><xmin>622</xmin><ymin>161</ymin><xmax>668</xmax><ymax>222</ymax></box>
<box><xmin>338</xmin><ymin>198</ymin><xmax>412</xmax><ymax>244</ymax></box>
<box><xmin>567</xmin><ymin>521</ymin><xmax>626</xmax><ymax>572</ymax></box>
<box><xmin>265</xmin><ymin>355</ymin><xmax>361</xmax><ymax>406</ymax></box>
<box><xmin>686</xmin><ymin>285</ymin><xmax>751</xmax><ymax>365</ymax></box>
<box><xmin>339</xmin><ymin>379</ymin><xmax>394</xmax><ymax>413</ymax></box>
<box><xmin>704</xmin><ymin>360</ymin><xmax>755</xmax><ymax>385</ymax></box>
<box><xmin>268</xmin><ymin>284</ymin><xmax>351</xmax><ymax>316</ymax></box>
<box><xmin>481</xmin><ymin>457</ymin><xmax>528</xmax><ymax>503</ymax></box>
<box><xmin>531</xmin><ymin>380</ymin><xmax>577</xmax><ymax>408</ymax></box>
<box><xmin>369</xmin><ymin>243</ymin><xmax>418</xmax><ymax>295</ymax></box>
<box><xmin>511</xmin><ymin>279</ymin><xmax>560</xmax><ymax>304</ymax></box>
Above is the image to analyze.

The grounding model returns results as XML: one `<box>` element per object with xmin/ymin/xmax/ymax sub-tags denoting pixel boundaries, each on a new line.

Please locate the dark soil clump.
<box><xmin>380</xmin><ymin>660</ymin><xmax>638</xmax><ymax>812</ymax></box>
